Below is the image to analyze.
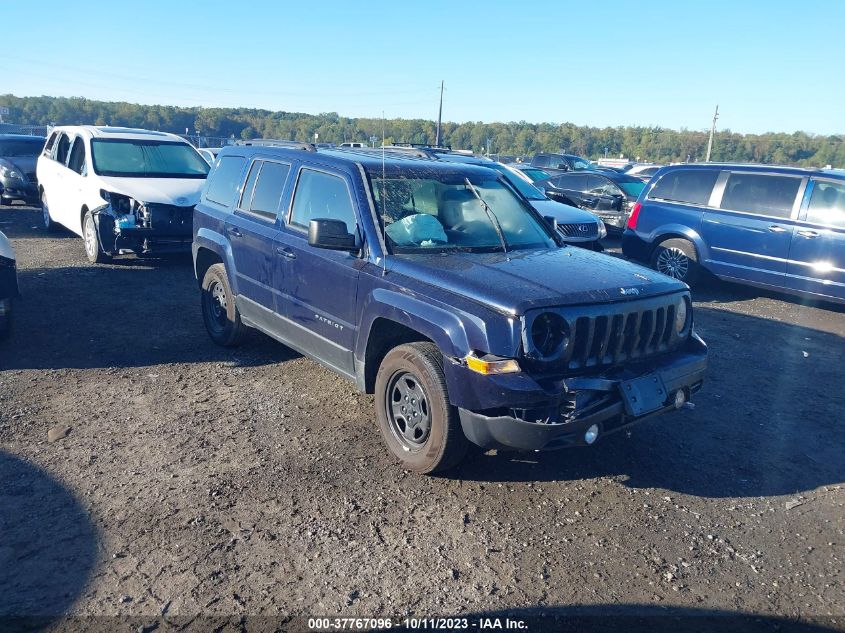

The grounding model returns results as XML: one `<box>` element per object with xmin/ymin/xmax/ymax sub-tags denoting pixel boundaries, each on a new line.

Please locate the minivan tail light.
<box><xmin>627</xmin><ymin>202</ymin><xmax>642</xmax><ymax>230</ymax></box>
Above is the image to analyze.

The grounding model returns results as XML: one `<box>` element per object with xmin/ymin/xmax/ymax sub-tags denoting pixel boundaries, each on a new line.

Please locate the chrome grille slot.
<box><xmin>558</xmin><ymin>222</ymin><xmax>598</xmax><ymax>239</ymax></box>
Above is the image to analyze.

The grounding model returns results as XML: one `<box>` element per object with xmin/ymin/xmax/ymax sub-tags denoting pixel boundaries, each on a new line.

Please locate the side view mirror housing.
<box><xmin>556</xmin><ymin>163</ymin><xmax>570</xmax><ymax>171</ymax></box>
<box><xmin>543</xmin><ymin>215</ymin><xmax>558</xmax><ymax>231</ymax></box>
<box><xmin>308</xmin><ymin>218</ymin><xmax>359</xmax><ymax>252</ymax></box>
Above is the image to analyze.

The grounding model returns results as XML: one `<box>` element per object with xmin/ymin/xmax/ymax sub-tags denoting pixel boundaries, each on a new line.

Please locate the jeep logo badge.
<box><xmin>620</xmin><ymin>287</ymin><xmax>640</xmax><ymax>296</ymax></box>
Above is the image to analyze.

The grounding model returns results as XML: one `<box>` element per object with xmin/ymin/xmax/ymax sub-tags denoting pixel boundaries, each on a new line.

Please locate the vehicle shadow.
<box><xmin>0</xmin><ymin>450</ymin><xmax>98</xmax><ymax>621</ymax></box>
<box><xmin>437</xmin><ymin>605</ymin><xmax>841</xmax><ymax>633</ymax></box>
<box><xmin>455</xmin><ymin>306</ymin><xmax>845</xmax><ymax>499</ymax></box>
<box><xmin>0</xmin><ymin>265</ymin><xmax>300</xmax><ymax>370</ymax></box>
<box><xmin>0</xmin><ymin>206</ymin><xmax>78</xmax><ymax>240</ymax></box>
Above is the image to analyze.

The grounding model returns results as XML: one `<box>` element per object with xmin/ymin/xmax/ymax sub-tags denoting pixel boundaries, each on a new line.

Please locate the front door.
<box><xmin>786</xmin><ymin>178</ymin><xmax>845</xmax><ymax>301</ymax></box>
<box><xmin>701</xmin><ymin>172</ymin><xmax>804</xmax><ymax>287</ymax></box>
<box><xmin>277</xmin><ymin>167</ymin><xmax>364</xmax><ymax>378</ymax></box>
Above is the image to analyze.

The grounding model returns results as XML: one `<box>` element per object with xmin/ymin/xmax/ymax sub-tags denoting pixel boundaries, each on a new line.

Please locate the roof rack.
<box><xmin>389</xmin><ymin>142</ymin><xmax>452</xmax><ymax>150</ymax></box>
<box><xmin>235</xmin><ymin>139</ymin><xmax>316</xmax><ymax>152</ymax></box>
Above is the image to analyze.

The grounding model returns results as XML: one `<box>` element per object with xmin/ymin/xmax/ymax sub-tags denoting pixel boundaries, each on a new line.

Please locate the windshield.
<box><xmin>90</xmin><ymin>139</ymin><xmax>210</xmax><ymax>178</ymax></box>
<box><xmin>367</xmin><ymin>169</ymin><xmax>556</xmax><ymax>254</ymax></box>
<box><xmin>488</xmin><ymin>164</ymin><xmax>546</xmax><ymax>200</ymax></box>
<box><xmin>568</xmin><ymin>156</ymin><xmax>594</xmax><ymax>171</ymax></box>
<box><xmin>618</xmin><ymin>179</ymin><xmax>647</xmax><ymax>197</ymax></box>
<box><xmin>0</xmin><ymin>139</ymin><xmax>43</xmax><ymax>157</ymax></box>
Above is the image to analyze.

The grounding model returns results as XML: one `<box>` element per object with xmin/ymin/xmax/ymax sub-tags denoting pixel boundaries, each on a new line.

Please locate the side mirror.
<box><xmin>536</xmin><ymin>186</ymin><xmax>546</xmax><ymax>196</ymax></box>
<box><xmin>556</xmin><ymin>163</ymin><xmax>570</xmax><ymax>171</ymax></box>
<box><xmin>543</xmin><ymin>216</ymin><xmax>558</xmax><ymax>231</ymax></box>
<box><xmin>308</xmin><ymin>218</ymin><xmax>358</xmax><ymax>252</ymax></box>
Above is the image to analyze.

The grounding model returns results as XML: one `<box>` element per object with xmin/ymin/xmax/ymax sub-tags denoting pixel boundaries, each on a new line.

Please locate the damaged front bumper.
<box><xmin>93</xmin><ymin>202</ymin><xmax>194</xmax><ymax>255</ymax></box>
<box><xmin>454</xmin><ymin>332</ymin><xmax>707</xmax><ymax>451</ymax></box>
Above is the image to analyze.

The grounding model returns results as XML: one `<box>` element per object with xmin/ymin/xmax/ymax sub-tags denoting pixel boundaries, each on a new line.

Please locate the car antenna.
<box><xmin>381</xmin><ymin>110</ymin><xmax>388</xmax><ymax>276</ymax></box>
<box><xmin>464</xmin><ymin>178</ymin><xmax>510</xmax><ymax>260</ymax></box>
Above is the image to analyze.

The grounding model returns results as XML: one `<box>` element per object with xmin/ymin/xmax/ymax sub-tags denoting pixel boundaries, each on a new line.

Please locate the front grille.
<box><xmin>522</xmin><ymin>294</ymin><xmax>690</xmax><ymax>373</ymax></box>
<box><xmin>142</xmin><ymin>204</ymin><xmax>194</xmax><ymax>230</ymax></box>
<box><xmin>558</xmin><ymin>222</ymin><xmax>598</xmax><ymax>239</ymax></box>
<box><xmin>567</xmin><ymin>305</ymin><xmax>676</xmax><ymax>369</ymax></box>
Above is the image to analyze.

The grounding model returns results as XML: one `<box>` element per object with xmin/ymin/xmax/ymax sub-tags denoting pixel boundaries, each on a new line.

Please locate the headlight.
<box><xmin>528</xmin><ymin>311</ymin><xmax>570</xmax><ymax>359</ymax></box>
<box><xmin>675</xmin><ymin>298</ymin><xmax>689</xmax><ymax>334</ymax></box>
<box><xmin>597</xmin><ymin>221</ymin><xmax>607</xmax><ymax>239</ymax></box>
<box><xmin>0</xmin><ymin>165</ymin><xmax>23</xmax><ymax>180</ymax></box>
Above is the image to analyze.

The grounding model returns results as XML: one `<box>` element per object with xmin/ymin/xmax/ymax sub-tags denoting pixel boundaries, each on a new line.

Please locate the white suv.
<box><xmin>36</xmin><ymin>126</ymin><xmax>209</xmax><ymax>263</ymax></box>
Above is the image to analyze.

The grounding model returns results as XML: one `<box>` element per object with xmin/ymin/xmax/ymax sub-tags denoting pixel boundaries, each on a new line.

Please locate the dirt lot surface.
<box><xmin>1</xmin><ymin>204</ymin><xmax>843</xmax><ymax>630</ymax></box>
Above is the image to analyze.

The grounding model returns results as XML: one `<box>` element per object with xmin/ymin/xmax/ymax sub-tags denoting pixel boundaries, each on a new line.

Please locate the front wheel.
<box><xmin>83</xmin><ymin>210</ymin><xmax>110</xmax><ymax>264</ymax></box>
<box><xmin>651</xmin><ymin>237</ymin><xmax>700</xmax><ymax>285</ymax></box>
<box><xmin>200</xmin><ymin>263</ymin><xmax>247</xmax><ymax>347</ymax></box>
<box><xmin>375</xmin><ymin>342</ymin><xmax>468</xmax><ymax>474</ymax></box>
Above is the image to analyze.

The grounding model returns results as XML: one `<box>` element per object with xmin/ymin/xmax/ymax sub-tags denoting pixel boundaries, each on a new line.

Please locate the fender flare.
<box><xmin>356</xmin><ymin>288</ymin><xmax>475</xmax><ymax>362</ymax></box>
<box><xmin>193</xmin><ymin>228</ymin><xmax>239</xmax><ymax>294</ymax></box>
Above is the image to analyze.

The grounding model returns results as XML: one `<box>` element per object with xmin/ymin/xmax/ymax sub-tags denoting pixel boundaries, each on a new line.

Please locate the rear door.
<box><xmin>785</xmin><ymin>178</ymin><xmax>845</xmax><ymax>301</ymax></box>
<box><xmin>226</xmin><ymin>158</ymin><xmax>290</xmax><ymax>313</ymax></box>
<box><xmin>701</xmin><ymin>171</ymin><xmax>805</xmax><ymax>287</ymax></box>
<box><xmin>276</xmin><ymin>166</ymin><xmax>365</xmax><ymax>377</ymax></box>
<box><xmin>45</xmin><ymin>132</ymin><xmax>73</xmax><ymax>228</ymax></box>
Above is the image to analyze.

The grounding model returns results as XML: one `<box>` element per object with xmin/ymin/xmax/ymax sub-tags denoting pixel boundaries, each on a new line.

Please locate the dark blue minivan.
<box><xmin>622</xmin><ymin>164</ymin><xmax>845</xmax><ymax>304</ymax></box>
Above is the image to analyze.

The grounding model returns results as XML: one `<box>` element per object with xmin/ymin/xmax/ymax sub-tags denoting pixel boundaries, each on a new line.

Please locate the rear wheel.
<box><xmin>651</xmin><ymin>237</ymin><xmax>700</xmax><ymax>285</ymax></box>
<box><xmin>375</xmin><ymin>342</ymin><xmax>468</xmax><ymax>474</ymax></box>
<box><xmin>0</xmin><ymin>298</ymin><xmax>11</xmax><ymax>339</ymax></box>
<box><xmin>201</xmin><ymin>263</ymin><xmax>247</xmax><ymax>347</ymax></box>
<box><xmin>41</xmin><ymin>191</ymin><xmax>57</xmax><ymax>232</ymax></box>
<box><xmin>83</xmin><ymin>210</ymin><xmax>110</xmax><ymax>264</ymax></box>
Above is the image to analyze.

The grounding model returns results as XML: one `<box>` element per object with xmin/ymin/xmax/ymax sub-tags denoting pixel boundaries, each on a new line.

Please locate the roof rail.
<box><xmin>390</xmin><ymin>142</ymin><xmax>452</xmax><ymax>150</ymax></box>
<box><xmin>235</xmin><ymin>139</ymin><xmax>317</xmax><ymax>152</ymax></box>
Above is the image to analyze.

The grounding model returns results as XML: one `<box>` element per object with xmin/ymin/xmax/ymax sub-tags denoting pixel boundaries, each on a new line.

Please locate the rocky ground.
<box><xmin>0</xmin><ymin>203</ymin><xmax>843</xmax><ymax>631</ymax></box>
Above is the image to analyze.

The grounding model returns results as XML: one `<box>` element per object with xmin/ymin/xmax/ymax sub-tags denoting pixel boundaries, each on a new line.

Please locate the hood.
<box><xmin>0</xmin><ymin>156</ymin><xmax>37</xmax><ymax>178</ymax></box>
<box><xmin>530</xmin><ymin>199</ymin><xmax>601</xmax><ymax>224</ymax></box>
<box><xmin>0</xmin><ymin>230</ymin><xmax>15</xmax><ymax>261</ymax></box>
<box><xmin>388</xmin><ymin>247</ymin><xmax>685</xmax><ymax>315</ymax></box>
<box><xmin>98</xmin><ymin>176</ymin><xmax>205</xmax><ymax>206</ymax></box>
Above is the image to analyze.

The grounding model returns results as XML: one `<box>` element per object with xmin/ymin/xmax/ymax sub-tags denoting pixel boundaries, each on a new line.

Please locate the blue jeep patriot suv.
<box><xmin>192</xmin><ymin>142</ymin><xmax>708</xmax><ymax>473</ymax></box>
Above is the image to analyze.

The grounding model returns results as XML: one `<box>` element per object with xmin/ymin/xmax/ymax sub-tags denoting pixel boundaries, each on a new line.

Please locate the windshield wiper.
<box><xmin>464</xmin><ymin>178</ymin><xmax>510</xmax><ymax>258</ymax></box>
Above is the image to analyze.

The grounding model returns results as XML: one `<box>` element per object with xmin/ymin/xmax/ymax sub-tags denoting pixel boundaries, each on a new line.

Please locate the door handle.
<box><xmin>275</xmin><ymin>246</ymin><xmax>297</xmax><ymax>260</ymax></box>
<box><xmin>797</xmin><ymin>229</ymin><xmax>820</xmax><ymax>239</ymax></box>
<box><xmin>226</xmin><ymin>226</ymin><xmax>242</xmax><ymax>238</ymax></box>
<box><xmin>768</xmin><ymin>225</ymin><xmax>788</xmax><ymax>233</ymax></box>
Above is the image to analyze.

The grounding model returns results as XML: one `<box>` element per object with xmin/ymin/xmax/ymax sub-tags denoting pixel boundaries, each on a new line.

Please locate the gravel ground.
<box><xmin>0</xmin><ymin>203</ymin><xmax>843</xmax><ymax>629</ymax></box>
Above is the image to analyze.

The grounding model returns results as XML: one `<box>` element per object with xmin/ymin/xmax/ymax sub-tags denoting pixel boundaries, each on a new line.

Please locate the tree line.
<box><xmin>1</xmin><ymin>94</ymin><xmax>842</xmax><ymax>167</ymax></box>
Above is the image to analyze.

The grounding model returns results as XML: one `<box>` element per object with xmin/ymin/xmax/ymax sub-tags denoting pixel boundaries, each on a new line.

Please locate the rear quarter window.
<box><xmin>205</xmin><ymin>156</ymin><xmax>247</xmax><ymax>207</ymax></box>
<box><xmin>806</xmin><ymin>180</ymin><xmax>845</xmax><ymax>229</ymax></box>
<box><xmin>648</xmin><ymin>169</ymin><xmax>720</xmax><ymax>206</ymax></box>
<box><xmin>720</xmin><ymin>173</ymin><xmax>801</xmax><ymax>218</ymax></box>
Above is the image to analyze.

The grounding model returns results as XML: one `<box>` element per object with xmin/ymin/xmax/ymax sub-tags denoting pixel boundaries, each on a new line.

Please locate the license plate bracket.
<box><xmin>618</xmin><ymin>373</ymin><xmax>668</xmax><ymax>417</ymax></box>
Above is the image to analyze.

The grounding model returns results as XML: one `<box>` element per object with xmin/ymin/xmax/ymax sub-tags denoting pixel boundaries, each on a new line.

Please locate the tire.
<box><xmin>82</xmin><ymin>210</ymin><xmax>111</xmax><ymax>264</ymax></box>
<box><xmin>41</xmin><ymin>191</ymin><xmax>58</xmax><ymax>232</ymax></box>
<box><xmin>200</xmin><ymin>263</ymin><xmax>247</xmax><ymax>347</ymax></box>
<box><xmin>0</xmin><ymin>298</ymin><xmax>11</xmax><ymax>340</ymax></box>
<box><xmin>375</xmin><ymin>342</ymin><xmax>469</xmax><ymax>474</ymax></box>
<box><xmin>650</xmin><ymin>237</ymin><xmax>700</xmax><ymax>286</ymax></box>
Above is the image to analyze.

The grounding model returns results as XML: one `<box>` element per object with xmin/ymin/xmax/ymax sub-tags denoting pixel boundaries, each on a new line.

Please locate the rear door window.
<box><xmin>806</xmin><ymin>180</ymin><xmax>845</xmax><ymax>229</ymax></box>
<box><xmin>720</xmin><ymin>173</ymin><xmax>801</xmax><ymax>218</ymax></box>
<box><xmin>648</xmin><ymin>169</ymin><xmax>719</xmax><ymax>205</ymax></box>
<box><xmin>249</xmin><ymin>161</ymin><xmax>290</xmax><ymax>220</ymax></box>
<box><xmin>289</xmin><ymin>168</ymin><xmax>357</xmax><ymax>234</ymax></box>
<box><xmin>556</xmin><ymin>174</ymin><xmax>587</xmax><ymax>190</ymax></box>
<box><xmin>54</xmin><ymin>134</ymin><xmax>71</xmax><ymax>164</ymax></box>
<box><xmin>205</xmin><ymin>156</ymin><xmax>246</xmax><ymax>207</ymax></box>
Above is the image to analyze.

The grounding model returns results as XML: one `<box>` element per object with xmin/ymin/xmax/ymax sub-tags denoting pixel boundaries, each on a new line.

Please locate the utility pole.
<box><xmin>435</xmin><ymin>80</ymin><xmax>444</xmax><ymax>147</ymax></box>
<box><xmin>705</xmin><ymin>104</ymin><xmax>719</xmax><ymax>162</ymax></box>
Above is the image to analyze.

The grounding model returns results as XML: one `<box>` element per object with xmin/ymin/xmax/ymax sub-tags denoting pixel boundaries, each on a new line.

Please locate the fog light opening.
<box><xmin>674</xmin><ymin>389</ymin><xmax>687</xmax><ymax>410</ymax></box>
<box><xmin>584</xmin><ymin>424</ymin><xmax>599</xmax><ymax>445</ymax></box>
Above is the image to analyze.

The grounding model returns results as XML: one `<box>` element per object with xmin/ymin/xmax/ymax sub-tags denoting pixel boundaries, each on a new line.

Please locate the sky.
<box><xmin>4</xmin><ymin>0</ymin><xmax>844</xmax><ymax>135</ymax></box>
